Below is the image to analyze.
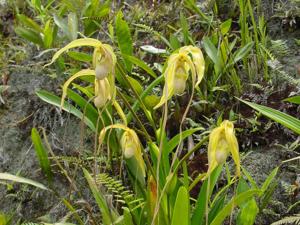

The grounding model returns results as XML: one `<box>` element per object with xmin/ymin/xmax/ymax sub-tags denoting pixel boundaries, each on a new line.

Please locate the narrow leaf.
<box><xmin>239</xmin><ymin>98</ymin><xmax>300</xmax><ymax>135</ymax></box>
<box><xmin>83</xmin><ymin>168</ymin><xmax>113</xmax><ymax>225</ymax></box>
<box><xmin>31</xmin><ymin>128</ymin><xmax>52</xmax><ymax>181</ymax></box>
<box><xmin>36</xmin><ymin>90</ymin><xmax>96</xmax><ymax>131</ymax></box>
<box><xmin>0</xmin><ymin>173</ymin><xmax>48</xmax><ymax>190</ymax></box>
<box><xmin>210</xmin><ymin>190</ymin><xmax>261</xmax><ymax>225</ymax></box>
<box><xmin>122</xmin><ymin>54</ymin><xmax>157</xmax><ymax>78</ymax></box>
<box><xmin>167</xmin><ymin>128</ymin><xmax>203</xmax><ymax>154</ymax></box>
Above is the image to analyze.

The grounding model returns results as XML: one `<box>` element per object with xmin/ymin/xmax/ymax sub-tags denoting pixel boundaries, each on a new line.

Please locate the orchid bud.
<box><xmin>148</xmin><ymin>175</ymin><xmax>157</xmax><ymax>218</ymax></box>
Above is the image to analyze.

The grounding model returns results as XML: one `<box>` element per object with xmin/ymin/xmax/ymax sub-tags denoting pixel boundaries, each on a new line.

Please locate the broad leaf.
<box><xmin>15</xmin><ymin>26</ymin><xmax>44</xmax><ymax>47</ymax></box>
<box><xmin>171</xmin><ymin>187</ymin><xmax>189</xmax><ymax>225</ymax></box>
<box><xmin>210</xmin><ymin>190</ymin><xmax>261</xmax><ymax>225</ymax></box>
<box><xmin>284</xmin><ymin>96</ymin><xmax>300</xmax><ymax>105</ymax></box>
<box><xmin>115</xmin><ymin>11</ymin><xmax>133</xmax><ymax>71</ymax></box>
<box><xmin>233</xmin><ymin>42</ymin><xmax>254</xmax><ymax>64</ymax></box>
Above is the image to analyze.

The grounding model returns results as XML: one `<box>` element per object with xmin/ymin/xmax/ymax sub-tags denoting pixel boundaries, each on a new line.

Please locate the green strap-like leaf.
<box><xmin>83</xmin><ymin>168</ymin><xmax>113</xmax><ymax>225</ymax></box>
<box><xmin>0</xmin><ymin>173</ymin><xmax>48</xmax><ymax>190</ymax></box>
<box><xmin>239</xmin><ymin>98</ymin><xmax>300</xmax><ymax>135</ymax></box>
<box><xmin>171</xmin><ymin>186</ymin><xmax>190</xmax><ymax>225</ymax></box>
<box><xmin>210</xmin><ymin>189</ymin><xmax>261</xmax><ymax>225</ymax></box>
<box><xmin>233</xmin><ymin>41</ymin><xmax>254</xmax><ymax>64</ymax></box>
<box><xmin>122</xmin><ymin>54</ymin><xmax>157</xmax><ymax>78</ymax></box>
<box><xmin>284</xmin><ymin>96</ymin><xmax>300</xmax><ymax>105</ymax></box>
<box><xmin>202</xmin><ymin>37</ymin><xmax>223</xmax><ymax>75</ymax></box>
<box><xmin>191</xmin><ymin>166</ymin><xmax>222</xmax><ymax>225</ymax></box>
<box><xmin>166</xmin><ymin>128</ymin><xmax>204</xmax><ymax>154</ymax></box>
<box><xmin>31</xmin><ymin>128</ymin><xmax>52</xmax><ymax>182</ymax></box>
<box><xmin>36</xmin><ymin>90</ymin><xmax>96</xmax><ymax>131</ymax></box>
<box><xmin>15</xmin><ymin>26</ymin><xmax>44</xmax><ymax>47</ymax></box>
<box><xmin>116</xmin><ymin>11</ymin><xmax>133</xmax><ymax>72</ymax></box>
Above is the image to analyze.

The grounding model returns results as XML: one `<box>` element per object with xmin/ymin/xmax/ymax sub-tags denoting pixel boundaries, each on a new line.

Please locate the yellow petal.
<box><xmin>223</xmin><ymin>120</ymin><xmax>240</xmax><ymax>176</ymax></box>
<box><xmin>94</xmin><ymin>78</ymin><xmax>111</xmax><ymax>108</ymax></box>
<box><xmin>154</xmin><ymin>58</ymin><xmax>177</xmax><ymax>109</ymax></box>
<box><xmin>180</xmin><ymin>46</ymin><xmax>205</xmax><ymax>86</ymax></box>
<box><xmin>99</xmin><ymin>123</ymin><xmax>129</xmax><ymax>144</ymax></box>
<box><xmin>113</xmin><ymin>101</ymin><xmax>127</xmax><ymax>125</ymax></box>
<box><xmin>61</xmin><ymin>69</ymin><xmax>96</xmax><ymax>109</ymax></box>
<box><xmin>45</xmin><ymin>38</ymin><xmax>103</xmax><ymax>67</ymax></box>
<box><xmin>206</xmin><ymin>126</ymin><xmax>223</xmax><ymax>176</ymax></box>
<box><xmin>129</xmin><ymin>129</ymin><xmax>146</xmax><ymax>177</ymax></box>
<box><xmin>102</xmin><ymin>44</ymin><xmax>117</xmax><ymax>66</ymax></box>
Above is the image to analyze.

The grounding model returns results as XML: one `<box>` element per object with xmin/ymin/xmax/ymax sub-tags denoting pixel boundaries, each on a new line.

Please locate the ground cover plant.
<box><xmin>0</xmin><ymin>0</ymin><xmax>299</xmax><ymax>224</ymax></box>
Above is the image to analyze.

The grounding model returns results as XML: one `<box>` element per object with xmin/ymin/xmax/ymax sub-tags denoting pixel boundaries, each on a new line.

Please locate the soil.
<box><xmin>0</xmin><ymin>68</ymin><xmax>93</xmax><ymax>222</ymax></box>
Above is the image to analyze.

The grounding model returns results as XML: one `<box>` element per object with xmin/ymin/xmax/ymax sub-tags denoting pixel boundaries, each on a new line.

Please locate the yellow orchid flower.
<box><xmin>45</xmin><ymin>38</ymin><xmax>116</xmax><ymax>75</ymax></box>
<box><xmin>94</xmin><ymin>78</ymin><xmax>111</xmax><ymax>108</ymax></box>
<box><xmin>93</xmin><ymin>44</ymin><xmax>116</xmax><ymax>80</ymax></box>
<box><xmin>99</xmin><ymin>124</ymin><xmax>146</xmax><ymax>177</ymax></box>
<box><xmin>206</xmin><ymin>120</ymin><xmax>240</xmax><ymax>178</ymax></box>
<box><xmin>44</xmin><ymin>38</ymin><xmax>116</xmax><ymax>109</ymax></box>
<box><xmin>154</xmin><ymin>45</ymin><xmax>205</xmax><ymax>109</ymax></box>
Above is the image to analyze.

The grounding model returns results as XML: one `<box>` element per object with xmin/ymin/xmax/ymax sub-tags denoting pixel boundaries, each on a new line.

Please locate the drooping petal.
<box><xmin>94</xmin><ymin>78</ymin><xmax>111</xmax><ymax>108</ymax></box>
<box><xmin>61</xmin><ymin>69</ymin><xmax>96</xmax><ymax>109</ymax></box>
<box><xmin>129</xmin><ymin>129</ymin><xmax>146</xmax><ymax>177</ymax></box>
<box><xmin>154</xmin><ymin>57</ymin><xmax>177</xmax><ymax>109</ymax></box>
<box><xmin>98</xmin><ymin>124</ymin><xmax>145</xmax><ymax>177</ymax></box>
<box><xmin>223</xmin><ymin>120</ymin><xmax>240</xmax><ymax>176</ymax></box>
<box><xmin>206</xmin><ymin>126</ymin><xmax>223</xmax><ymax>176</ymax></box>
<box><xmin>45</xmin><ymin>38</ymin><xmax>103</xmax><ymax>67</ymax></box>
<box><xmin>180</xmin><ymin>46</ymin><xmax>205</xmax><ymax>86</ymax></box>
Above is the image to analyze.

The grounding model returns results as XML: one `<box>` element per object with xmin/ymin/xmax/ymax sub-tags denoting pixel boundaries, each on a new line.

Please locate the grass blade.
<box><xmin>83</xmin><ymin>168</ymin><xmax>113</xmax><ymax>225</ymax></box>
<box><xmin>31</xmin><ymin>128</ymin><xmax>52</xmax><ymax>182</ymax></box>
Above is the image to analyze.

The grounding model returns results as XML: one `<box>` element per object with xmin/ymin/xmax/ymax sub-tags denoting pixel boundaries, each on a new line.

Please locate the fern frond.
<box><xmin>271</xmin><ymin>214</ymin><xmax>300</xmax><ymax>225</ymax></box>
<box><xmin>259</xmin><ymin>43</ymin><xmax>275</xmax><ymax>60</ymax></box>
<box><xmin>96</xmin><ymin>173</ymin><xmax>144</xmax><ymax>211</ymax></box>
<box><xmin>267</xmin><ymin>59</ymin><xmax>300</xmax><ymax>85</ymax></box>
<box><xmin>270</xmin><ymin>40</ymin><xmax>290</xmax><ymax>58</ymax></box>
